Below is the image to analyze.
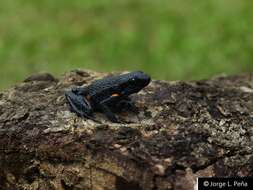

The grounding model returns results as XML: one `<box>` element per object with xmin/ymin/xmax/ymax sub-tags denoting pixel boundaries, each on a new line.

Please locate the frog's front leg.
<box><xmin>113</xmin><ymin>97</ymin><xmax>139</xmax><ymax>113</ymax></box>
<box><xmin>97</xmin><ymin>95</ymin><xmax>121</xmax><ymax>123</ymax></box>
<box><xmin>65</xmin><ymin>89</ymin><xmax>94</xmax><ymax>120</ymax></box>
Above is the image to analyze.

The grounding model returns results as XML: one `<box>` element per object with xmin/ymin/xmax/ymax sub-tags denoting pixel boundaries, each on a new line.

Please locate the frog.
<box><xmin>65</xmin><ymin>71</ymin><xmax>151</xmax><ymax>123</ymax></box>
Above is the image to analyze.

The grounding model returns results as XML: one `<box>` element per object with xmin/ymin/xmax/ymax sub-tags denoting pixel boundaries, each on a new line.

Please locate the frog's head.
<box><xmin>120</xmin><ymin>71</ymin><xmax>151</xmax><ymax>95</ymax></box>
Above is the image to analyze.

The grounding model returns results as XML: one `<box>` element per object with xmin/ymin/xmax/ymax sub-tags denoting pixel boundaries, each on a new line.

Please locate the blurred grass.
<box><xmin>0</xmin><ymin>0</ymin><xmax>253</xmax><ymax>90</ymax></box>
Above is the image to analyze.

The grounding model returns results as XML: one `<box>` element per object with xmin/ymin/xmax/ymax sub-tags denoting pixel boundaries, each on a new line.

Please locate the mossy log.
<box><xmin>0</xmin><ymin>70</ymin><xmax>252</xmax><ymax>190</ymax></box>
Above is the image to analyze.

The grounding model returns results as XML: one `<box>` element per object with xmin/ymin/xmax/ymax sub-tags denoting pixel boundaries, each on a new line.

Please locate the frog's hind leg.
<box><xmin>65</xmin><ymin>90</ymin><xmax>94</xmax><ymax>120</ymax></box>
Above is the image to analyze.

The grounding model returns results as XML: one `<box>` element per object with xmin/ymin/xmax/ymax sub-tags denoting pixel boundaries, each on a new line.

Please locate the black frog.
<box><xmin>65</xmin><ymin>71</ymin><xmax>151</xmax><ymax>123</ymax></box>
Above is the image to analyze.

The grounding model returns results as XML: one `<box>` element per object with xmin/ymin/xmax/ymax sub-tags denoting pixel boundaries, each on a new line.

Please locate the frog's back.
<box><xmin>86</xmin><ymin>74</ymin><xmax>125</xmax><ymax>96</ymax></box>
<box><xmin>85</xmin><ymin>71</ymin><xmax>148</xmax><ymax>97</ymax></box>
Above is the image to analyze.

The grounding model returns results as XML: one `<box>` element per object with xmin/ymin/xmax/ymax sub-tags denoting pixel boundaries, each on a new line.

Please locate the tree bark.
<box><xmin>0</xmin><ymin>70</ymin><xmax>252</xmax><ymax>190</ymax></box>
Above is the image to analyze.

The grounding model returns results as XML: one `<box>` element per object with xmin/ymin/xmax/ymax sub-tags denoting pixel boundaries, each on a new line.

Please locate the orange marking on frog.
<box><xmin>111</xmin><ymin>93</ymin><xmax>120</xmax><ymax>97</ymax></box>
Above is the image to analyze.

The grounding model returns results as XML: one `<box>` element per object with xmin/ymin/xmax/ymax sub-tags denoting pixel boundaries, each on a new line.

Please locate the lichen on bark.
<box><xmin>0</xmin><ymin>70</ymin><xmax>252</xmax><ymax>190</ymax></box>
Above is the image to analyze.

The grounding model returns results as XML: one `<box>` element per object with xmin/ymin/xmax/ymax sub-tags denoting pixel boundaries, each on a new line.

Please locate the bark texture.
<box><xmin>0</xmin><ymin>70</ymin><xmax>252</xmax><ymax>190</ymax></box>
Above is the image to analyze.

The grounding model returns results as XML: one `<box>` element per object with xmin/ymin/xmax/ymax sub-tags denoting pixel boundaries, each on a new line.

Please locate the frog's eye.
<box><xmin>129</xmin><ymin>78</ymin><xmax>136</xmax><ymax>83</ymax></box>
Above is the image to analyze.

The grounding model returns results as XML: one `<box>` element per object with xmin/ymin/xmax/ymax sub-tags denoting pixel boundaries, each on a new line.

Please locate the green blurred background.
<box><xmin>0</xmin><ymin>0</ymin><xmax>253</xmax><ymax>90</ymax></box>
